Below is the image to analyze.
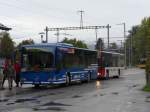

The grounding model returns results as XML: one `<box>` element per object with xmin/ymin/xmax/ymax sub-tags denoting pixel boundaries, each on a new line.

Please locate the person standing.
<box><xmin>2</xmin><ymin>58</ymin><xmax>15</xmax><ymax>90</ymax></box>
<box><xmin>1</xmin><ymin>58</ymin><xmax>9</xmax><ymax>89</ymax></box>
<box><xmin>7</xmin><ymin>59</ymin><xmax>15</xmax><ymax>90</ymax></box>
<box><xmin>0</xmin><ymin>65</ymin><xmax>4</xmax><ymax>89</ymax></box>
<box><xmin>14</xmin><ymin>60</ymin><xmax>21</xmax><ymax>87</ymax></box>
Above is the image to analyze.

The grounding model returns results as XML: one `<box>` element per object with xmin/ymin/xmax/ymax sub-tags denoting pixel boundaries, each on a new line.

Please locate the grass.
<box><xmin>143</xmin><ymin>85</ymin><xmax>150</xmax><ymax>92</ymax></box>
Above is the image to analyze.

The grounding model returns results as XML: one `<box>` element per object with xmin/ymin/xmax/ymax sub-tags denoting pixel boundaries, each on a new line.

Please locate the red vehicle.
<box><xmin>97</xmin><ymin>51</ymin><xmax>124</xmax><ymax>79</ymax></box>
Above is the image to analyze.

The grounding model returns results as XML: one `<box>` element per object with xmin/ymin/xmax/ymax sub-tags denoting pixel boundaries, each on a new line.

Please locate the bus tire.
<box><xmin>34</xmin><ymin>84</ymin><xmax>40</xmax><ymax>88</ymax></box>
<box><xmin>87</xmin><ymin>71</ymin><xmax>91</xmax><ymax>82</ymax></box>
<box><xmin>66</xmin><ymin>73</ymin><xmax>71</xmax><ymax>86</ymax></box>
<box><xmin>117</xmin><ymin>69</ymin><xmax>121</xmax><ymax>78</ymax></box>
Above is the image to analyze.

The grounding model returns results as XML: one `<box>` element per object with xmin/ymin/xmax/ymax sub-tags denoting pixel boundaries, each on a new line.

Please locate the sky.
<box><xmin>0</xmin><ymin>0</ymin><xmax>150</xmax><ymax>45</ymax></box>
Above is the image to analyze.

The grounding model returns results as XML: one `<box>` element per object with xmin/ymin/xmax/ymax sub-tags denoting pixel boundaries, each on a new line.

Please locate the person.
<box><xmin>0</xmin><ymin>65</ymin><xmax>4</xmax><ymax>89</ymax></box>
<box><xmin>2</xmin><ymin>58</ymin><xmax>15</xmax><ymax>90</ymax></box>
<box><xmin>1</xmin><ymin>58</ymin><xmax>9</xmax><ymax>89</ymax></box>
<box><xmin>7</xmin><ymin>59</ymin><xmax>15</xmax><ymax>90</ymax></box>
<box><xmin>14</xmin><ymin>60</ymin><xmax>21</xmax><ymax>87</ymax></box>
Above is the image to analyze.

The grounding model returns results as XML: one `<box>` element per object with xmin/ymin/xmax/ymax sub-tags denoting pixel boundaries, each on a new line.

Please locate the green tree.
<box><xmin>109</xmin><ymin>42</ymin><xmax>118</xmax><ymax>49</ymax></box>
<box><xmin>95</xmin><ymin>38</ymin><xmax>104</xmax><ymax>50</ymax></box>
<box><xmin>0</xmin><ymin>32</ymin><xmax>14</xmax><ymax>58</ymax></box>
<box><xmin>126</xmin><ymin>20</ymin><xmax>149</xmax><ymax>65</ymax></box>
<box><xmin>127</xmin><ymin>25</ymin><xmax>139</xmax><ymax>65</ymax></box>
<box><xmin>61</xmin><ymin>38</ymin><xmax>87</xmax><ymax>48</ymax></box>
<box><xmin>127</xmin><ymin>17</ymin><xmax>150</xmax><ymax>86</ymax></box>
<box><xmin>18</xmin><ymin>39</ymin><xmax>34</xmax><ymax>48</ymax></box>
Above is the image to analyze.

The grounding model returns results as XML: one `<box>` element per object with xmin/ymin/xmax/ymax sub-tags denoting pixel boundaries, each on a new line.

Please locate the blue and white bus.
<box><xmin>20</xmin><ymin>43</ymin><xmax>97</xmax><ymax>87</ymax></box>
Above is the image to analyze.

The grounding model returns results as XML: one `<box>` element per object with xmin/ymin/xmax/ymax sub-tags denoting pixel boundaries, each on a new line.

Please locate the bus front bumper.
<box><xmin>21</xmin><ymin>80</ymin><xmax>66</xmax><ymax>85</ymax></box>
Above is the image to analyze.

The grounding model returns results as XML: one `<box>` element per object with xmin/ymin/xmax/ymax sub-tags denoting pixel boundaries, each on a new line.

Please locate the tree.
<box><xmin>95</xmin><ymin>38</ymin><xmax>104</xmax><ymax>50</ymax></box>
<box><xmin>109</xmin><ymin>42</ymin><xmax>118</xmax><ymax>49</ymax></box>
<box><xmin>126</xmin><ymin>25</ymin><xmax>140</xmax><ymax>65</ymax></box>
<box><xmin>15</xmin><ymin>39</ymin><xmax>34</xmax><ymax>60</ymax></box>
<box><xmin>18</xmin><ymin>39</ymin><xmax>34</xmax><ymax>48</ymax></box>
<box><xmin>61</xmin><ymin>38</ymin><xmax>87</xmax><ymax>48</ymax></box>
<box><xmin>127</xmin><ymin>17</ymin><xmax>150</xmax><ymax>86</ymax></box>
<box><xmin>126</xmin><ymin>21</ymin><xmax>148</xmax><ymax>65</ymax></box>
<box><xmin>0</xmin><ymin>32</ymin><xmax>14</xmax><ymax>58</ymax></box>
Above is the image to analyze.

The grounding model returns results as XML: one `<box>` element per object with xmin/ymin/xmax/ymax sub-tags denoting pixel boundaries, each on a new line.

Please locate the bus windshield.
<box><xmin>22</xmin><ymin>48</ymin><xmax>54</xmax><ymax>71</ymax></box>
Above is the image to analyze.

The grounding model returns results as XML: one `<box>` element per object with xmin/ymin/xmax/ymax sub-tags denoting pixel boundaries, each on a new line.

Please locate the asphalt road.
<box><xmin>0</xmin><ymin>68</ymin><xmax>149</xmax><ymax>112</ymax></box>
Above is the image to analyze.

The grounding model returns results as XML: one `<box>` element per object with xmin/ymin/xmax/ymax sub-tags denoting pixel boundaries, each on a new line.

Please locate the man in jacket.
<box><xmin>14</xmin><ymin>60</ymin><xmax>21</xmax><ymax>87</ymax></box>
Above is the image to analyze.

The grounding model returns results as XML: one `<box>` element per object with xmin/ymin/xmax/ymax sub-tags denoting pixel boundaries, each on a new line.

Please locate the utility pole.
<box><xmin>128</xmin><ymin>32</ymin><xmax>133</xmax><ymax>67</ymax></box>
<box><xmin>95</xmin><ymin>26</ymin><xmax>98</xmax><ymax>42</ymax></box>
<box><xmin>77</xmin><ymin>10</ymin><xmax>84</xmax><ymax>28</ymax></box>
<box><xmin>45</xmin><ymin>26</ymin><xmax>48</xmax><ymax>43</ymax></box>
<box><xmin>123</xmin><ymin>23</ymin><xmax>127</xmax><ymax>68</ymax></box>
<box><xmin>117</xmin><ymin>22</ymin><xmax>127</xmax><ymax>68</ymax></box>
<box><xmin>56</xmin><ymin>28</ymin><xmax>60</xmax><ymax>43</ymax></box>
<box><xmin>128</xmin><ymin>36</ymin><xmax>131</xmax><ymax>67</ymax></box>
<box><xmin>130</xmin><ymin>32</ymin><xmax>133</xmax><ymax>67</ymax></box>
<box><xmin>107</xmin><ymin>24</ymin><xmax>110</xmax><ymax>49</ymax></box>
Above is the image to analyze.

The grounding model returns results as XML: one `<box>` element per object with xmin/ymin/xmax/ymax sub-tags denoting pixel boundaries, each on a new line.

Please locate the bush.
<box><xmin>143</xmin><ymin>85</ymin><xmax>150</xmax><ymax>92</ymax></box>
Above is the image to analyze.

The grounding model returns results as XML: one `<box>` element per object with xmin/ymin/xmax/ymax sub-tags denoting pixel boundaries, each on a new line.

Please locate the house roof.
<box><xmin>0</xmin><ymin>23</ymin><xmax>12</xmax><ymax>31</ymax></box>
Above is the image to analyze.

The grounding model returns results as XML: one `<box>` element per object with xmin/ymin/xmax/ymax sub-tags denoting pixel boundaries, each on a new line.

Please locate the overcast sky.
<box><xmin>0</xmin><ymin>0</ymin><xmax>150</xmax><ymax>45</ymax></box>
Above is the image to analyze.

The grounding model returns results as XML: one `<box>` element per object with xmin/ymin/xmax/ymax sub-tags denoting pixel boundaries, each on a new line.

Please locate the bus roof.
<box><xmin>22</xmin><ymin>43</ymin><xmax>97</xmax><ymax>52</ymax></box>
<box><xmin>22</xmin><ymin>43</ymin><xmax>73</xmax><ymax>48</ymax></box>
<box><xmin>101</xmin><ymin>51</ymin><xmax>124</xmax><ymax>55</ymax></box>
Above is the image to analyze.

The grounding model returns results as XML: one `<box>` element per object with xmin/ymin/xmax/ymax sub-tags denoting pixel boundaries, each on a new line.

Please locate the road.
<box><xmin>0</xmin><ymin>68</ymin><xmax>149</xmax><ymax>112</ymax></box>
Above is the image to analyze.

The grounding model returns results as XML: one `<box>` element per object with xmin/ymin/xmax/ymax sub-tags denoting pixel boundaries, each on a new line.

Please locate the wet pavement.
<box><xmin>0</xmin><ymin>68</ymin><xmax>149</xmax><ymax>112</ymax></box>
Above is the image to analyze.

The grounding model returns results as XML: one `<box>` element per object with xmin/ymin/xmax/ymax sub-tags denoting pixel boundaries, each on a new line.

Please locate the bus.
<box><xmin>97</xmin><ymin>51</ymin><xmax>124</xmax><ymax>79</ymax></box>
<box><xmin>20</xmin><ymin>43</ymin><xmax>97</xmax><ymax>87</ymax></box>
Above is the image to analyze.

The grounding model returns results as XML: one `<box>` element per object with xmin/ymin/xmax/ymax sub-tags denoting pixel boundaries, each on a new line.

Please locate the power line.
<box><xmin>44</xmin><ymin>25</ymin><xmax>110</xmax><ymax>43</ymax></box>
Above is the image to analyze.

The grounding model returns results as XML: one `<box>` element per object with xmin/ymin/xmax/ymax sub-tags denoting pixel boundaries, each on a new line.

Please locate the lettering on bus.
<box><xmin>59</xmin><ymin>48</ymin><xmax>75</xmax><ymax>54</ymax></box>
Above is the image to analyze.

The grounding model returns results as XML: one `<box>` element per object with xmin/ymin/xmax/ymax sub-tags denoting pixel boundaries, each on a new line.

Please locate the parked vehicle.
<box><xmin>20</xmin><ymin>43</ymin><xmax>97</xmax><ymax>87</ymax></box>
<box><xmin>97</xmin><ymin>51</ymin><xmax>124</xmax><ymax>79</ymax></box>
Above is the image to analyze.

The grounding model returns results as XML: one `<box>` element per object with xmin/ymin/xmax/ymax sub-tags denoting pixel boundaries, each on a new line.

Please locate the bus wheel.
<box><xmin>87</xmin><ymin>72</ymin><xmax>91</xmax><ymax>82</ymax></box>
<box><xmin>34</xmin><ymin>84</ymin><xmax>40</xmax><ymax>88</ymax></box>
<box><xmin>117</xmin><ymin>69</ymin><xmax>121</xmax><ymax>78</ymax></box>
<box><xmin>66</xmin><ymin>74</ymin><xmax>70</xmax><ymax>86</ymax></box>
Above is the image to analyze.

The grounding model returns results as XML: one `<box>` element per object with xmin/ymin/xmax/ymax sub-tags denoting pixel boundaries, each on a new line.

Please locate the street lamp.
<box><xmin>39</xmin><ymin>32</ymin><xmax>45</xmax><ymax>43</ymax></box>
<box><xmin>116</xmin><ymin>22</ymin><xmax>127</xmax><ymax>68</ymax></box>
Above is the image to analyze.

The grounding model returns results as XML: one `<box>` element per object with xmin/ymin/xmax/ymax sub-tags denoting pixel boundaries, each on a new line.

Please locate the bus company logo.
<box><xmin>59</xmin><ymin>48</ymin><xmax>75</xmax><ymax>54</ymax></box>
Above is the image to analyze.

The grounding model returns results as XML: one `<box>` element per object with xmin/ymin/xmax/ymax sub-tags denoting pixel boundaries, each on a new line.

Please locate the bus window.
<box><xmin>22</xmin><ymin>49</ymin><xmax>54</xmax><ymax>71</ymax></box>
